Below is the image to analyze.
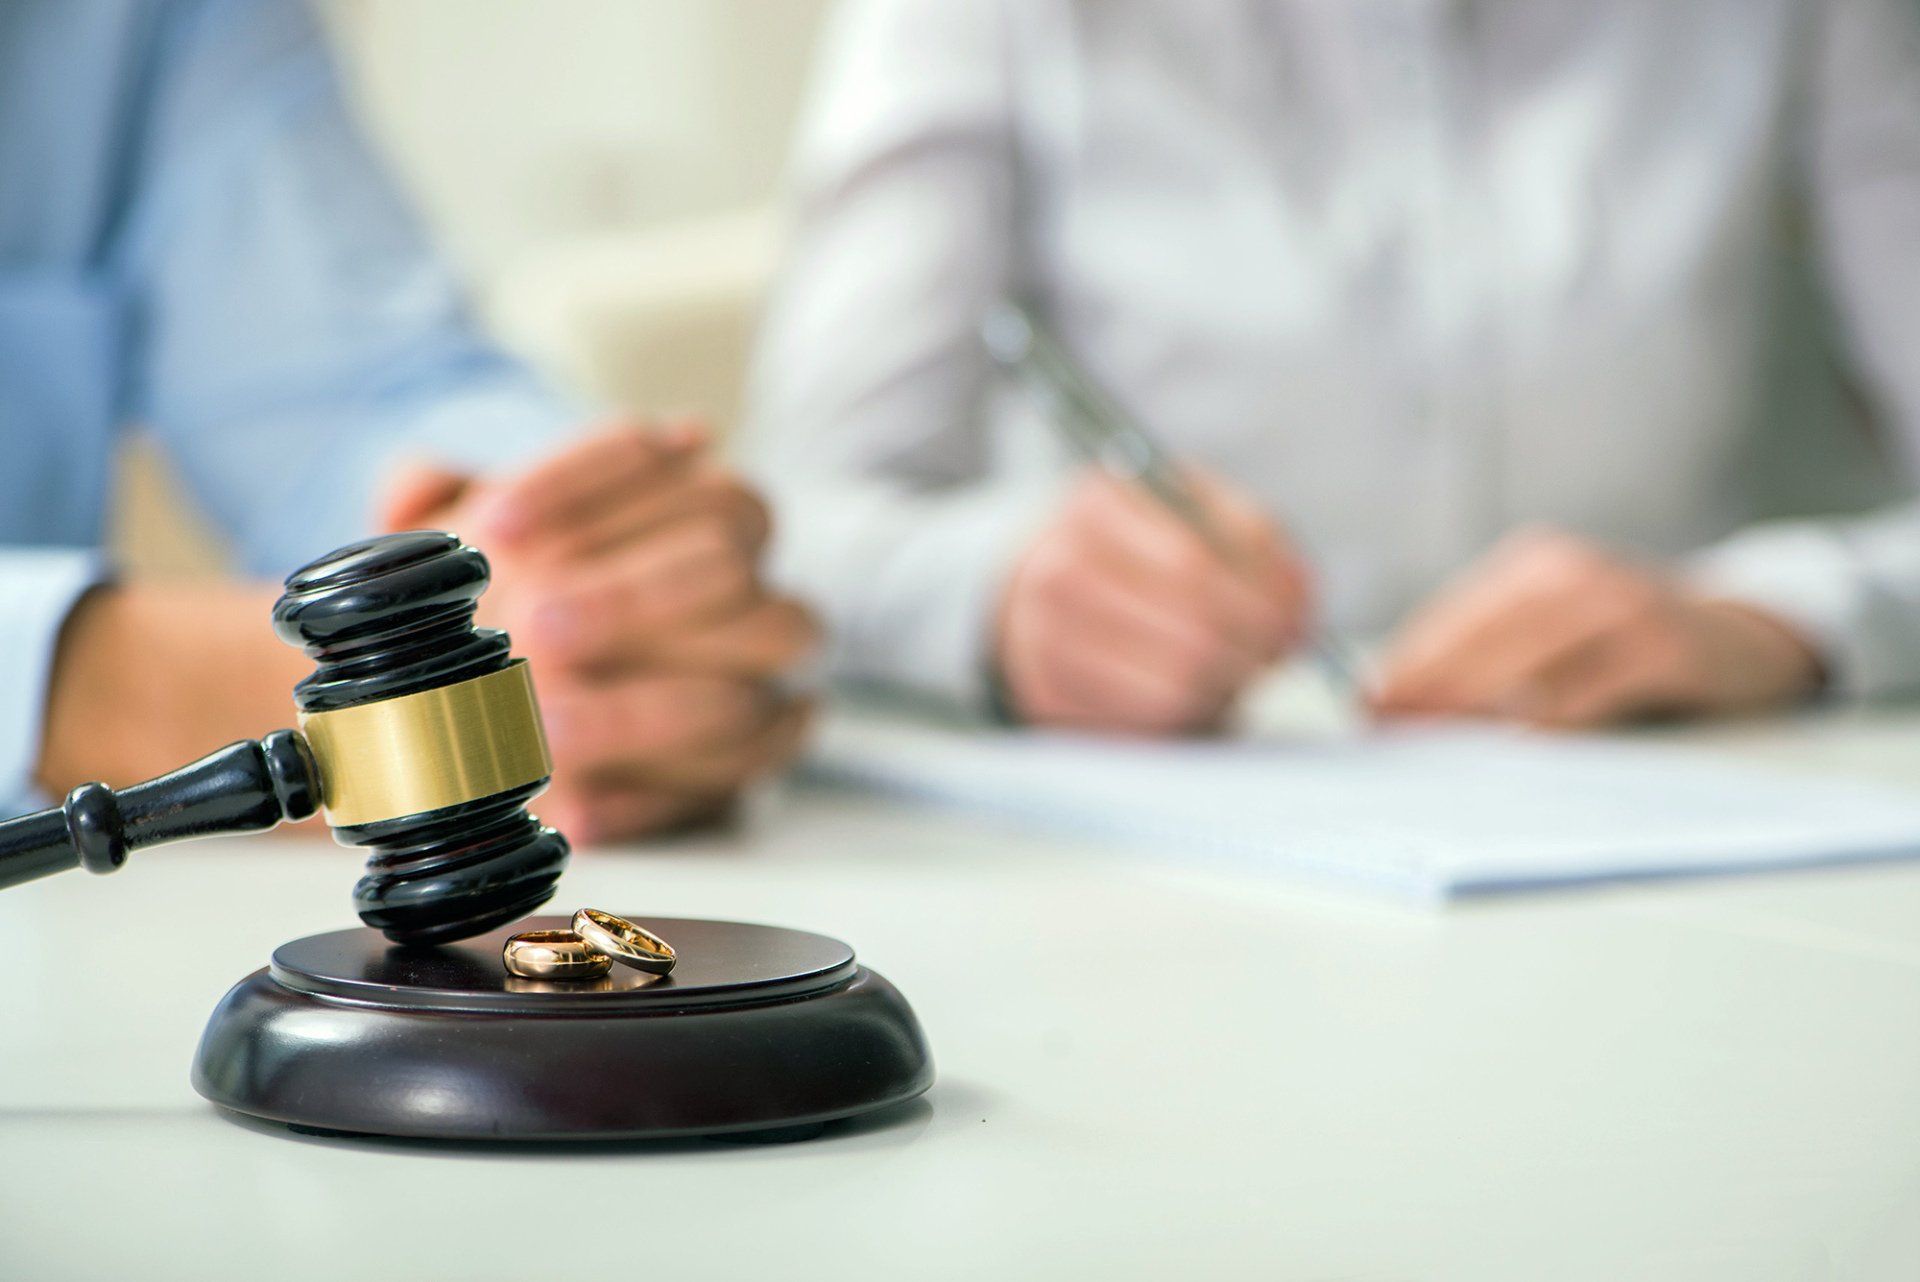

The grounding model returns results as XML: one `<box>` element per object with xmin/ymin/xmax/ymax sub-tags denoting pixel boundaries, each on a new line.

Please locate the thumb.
<box><xmin>1185</xmin><ymin>468</ymin><xmax>1313</xmax><ymax>654</ymax></box>
<box><xmin>378</xmin><ymin>461</ymin><xmax>472</xmax><ymax>532</ymax></box>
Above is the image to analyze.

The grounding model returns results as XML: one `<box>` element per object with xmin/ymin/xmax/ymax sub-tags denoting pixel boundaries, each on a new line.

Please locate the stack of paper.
<box><xmin>806</xmin><ymin>710</ymin><xmax>1920</xmax><ymax>899</ymax></box>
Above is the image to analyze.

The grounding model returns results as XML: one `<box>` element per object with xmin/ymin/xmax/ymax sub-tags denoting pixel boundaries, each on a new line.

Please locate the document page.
<box><xmin>807</xmin><ymin>708</ymin><xmax>1920</xmax><ymax>899</ymax></box>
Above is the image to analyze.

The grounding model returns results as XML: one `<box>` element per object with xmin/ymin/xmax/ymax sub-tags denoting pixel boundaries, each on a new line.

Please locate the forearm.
<box><xmin>1769</xmin><ymin>0</ymin><xmax>1920</xmax><ymax>699</ymax></box>
<box><xmin>35</xmin><ymin>582</ymin><xmax>308</xmax><ymax>795</ymax></box>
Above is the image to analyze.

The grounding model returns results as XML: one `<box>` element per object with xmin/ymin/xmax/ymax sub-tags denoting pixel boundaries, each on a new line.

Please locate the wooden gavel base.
<box><xmin>192</xmin><ymin>916</ymin><xmax>934</xmax><ymax>1142</ymax></box>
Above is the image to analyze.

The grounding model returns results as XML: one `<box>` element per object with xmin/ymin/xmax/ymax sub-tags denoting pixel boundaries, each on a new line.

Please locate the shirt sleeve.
<box><xmin>739</xmin><ymin>0</ymin><xmax>1058</xmax><ymax>709</ymax></box>
<box><xmin>1689</xmin><ymin>0</ymin><xmax>1920</xmax><ymax>698</ymax></box>
<box><xmin>0</xmin><ymin>549</ymin><xmax>103</xmax><ymax>812</ymax></box>
<box><xmin>116</xmin><ymin>0</ymin><xmax>582</xmax><ymax>582</ymax></box>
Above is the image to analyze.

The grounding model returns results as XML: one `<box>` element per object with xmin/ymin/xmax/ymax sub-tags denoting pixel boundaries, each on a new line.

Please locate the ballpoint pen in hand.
<box><xmin>981</xmin><ymin>300</ymin><xmax>1364</xmax><ymax>696</ymax></box>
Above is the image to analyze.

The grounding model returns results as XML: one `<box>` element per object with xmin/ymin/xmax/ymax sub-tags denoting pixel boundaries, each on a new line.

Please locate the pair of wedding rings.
<box><xmin>502</xmin><ymin>909</ymin><xmax>676</xmax><ymax>981</ymax></box>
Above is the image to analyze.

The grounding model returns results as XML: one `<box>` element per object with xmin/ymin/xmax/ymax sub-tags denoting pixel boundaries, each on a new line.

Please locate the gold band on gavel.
<box><xmin>297</xmin><ymin>660</ymin><xmax>555</xmax><ymax>827</ymax></box>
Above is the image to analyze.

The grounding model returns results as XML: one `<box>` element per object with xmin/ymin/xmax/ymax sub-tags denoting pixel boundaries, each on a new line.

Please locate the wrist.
<box><xmin>1691</xmin><ymin>597</ymin><xmax>1827</xmax><ymax>710</ymax></box>
<box><xmin>36</xmin><ymin>582</ymin><xmax>306</xmax><ymax>794</ymax></box>
<box><xmin>36</xmin><ymin>585</ymin><xmax>127</xmax><ymax>793</ymax></box>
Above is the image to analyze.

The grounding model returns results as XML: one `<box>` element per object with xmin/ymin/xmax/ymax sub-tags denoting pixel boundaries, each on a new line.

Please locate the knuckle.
<box><xmin>1642</xmin><ymin>627</ymin><xmax>1691</xmax><ymax>675</ymax></box>
<box><xmin>1021</xmin><ymin>543</ymin><xmax>1081</xmax><ymax>610</ymax></box>
<box><xmin>771</xmin><ymin>598</ymin><xmax>824</xmax><ymax>659</ymax></box>
<box><xmin>733</xmin><ymin>484</ymin><xmax>772</xmax><ymax>535</ymax></box>
<box><xmin>1156</xmin><ymin>681</ymin><xmax>1221</xmax><ymax>732</ymax></box>
<box><xmin>1617</xmin><ymin>579</ymin><xmax>1664</xmax><ymax>619</ymax></box>
<box><xmin>526</xmin><ymin>591</ymin><xmax>598</xmax><ymax>657</ymax></box>
<box><xmin>688</xmin><ymin>511</ymin><xmax>737</xmax><ymax>557</ymax></box>
<box><xmin>1591</xmin><ymin>571</ymin><xmax>1660</xmax><ymax>623</ymax></box>
<box><xmin>1067</xmin><ymin>471</ymin><xmax>1116</xmax><ymax>513</ymax></box>
<box><xmin>623</xmin><ymin>422</ymin><xmax>658</xmax><ymax>462</ymax></box>
<box><xmin>684</xmin><ymin>519</ymin><xmax>757</xmax><ymax>594</ymax></box>
<box><xmin>716</xmin><ymin>551</ymin><xmax>757</xmax><ymax>599</ymax></box>
<box><xmin>712</xmin><ymin>477</ymin><xmax>772</xmax><ymax>546</ymax></box>
<box><xmin>543</xmin><ymin>694</ymin><xmax>602</xmax><ymax>762</ymax></box>
<box><xmin>1177</xmin><ymin>573</ymin><xmax>1227</xmax><ymax>624</ymax></box>
<box><xmin>710</xmin><ymin>680</ymin><xmax>766</xmax><ymax>732</ymax></box>
<box><xmin>1503</xmin><ymin>525</ymin><xmax>1587</xmax><ymax>573</ymax></box>
<box><xmin>1158</xmin><ymin>644</ymin><xmax>1210</xmax><ymax>696</ymax></box>
<box><xmin>1176</xmin><ymin>639</ymin><xmax>1234</xmax><ymax>699</ymax></box>
<box><xmin>1170</xmin><ymin>538</ymin><xmax>1215</xmax><ymax>580</ymax></box>
<box><xmin>642</xmin><ymin>683</ymin><xmax>711</xmax><ymax>742</ymax></box>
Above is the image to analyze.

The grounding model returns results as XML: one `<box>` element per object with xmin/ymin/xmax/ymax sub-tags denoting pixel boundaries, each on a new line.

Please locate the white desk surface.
<box><xmin>4</xmin><ymin>708</ymin><xmax>1920</xmax><ymax>1281</ymax></box>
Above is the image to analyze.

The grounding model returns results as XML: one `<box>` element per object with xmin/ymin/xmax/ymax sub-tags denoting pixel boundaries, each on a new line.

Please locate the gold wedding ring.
<box><xmin>502</xmin><ymin>929</ymin><xmax>612</xmax><ymax>980</ymax></box>
<box><xmin>572</xmin><ymin>908</ymin><xmax>677</xmax><ymax>976</ymax></box>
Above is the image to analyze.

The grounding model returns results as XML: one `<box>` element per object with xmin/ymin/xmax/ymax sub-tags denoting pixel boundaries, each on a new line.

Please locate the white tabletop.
<box><xmin>4</xmin><ymin>708</ymin><xmax>1920</xmax><ymax>1281</ymax></box>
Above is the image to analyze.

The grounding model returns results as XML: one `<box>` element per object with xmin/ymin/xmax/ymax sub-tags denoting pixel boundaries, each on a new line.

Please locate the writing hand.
<box><xmin>994</xmin><ymin>470</ymin><xmax>1309</xmax><ymax>736</ymax></box>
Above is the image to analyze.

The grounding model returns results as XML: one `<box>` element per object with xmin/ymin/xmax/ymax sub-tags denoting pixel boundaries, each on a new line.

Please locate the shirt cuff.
<box><xmin>770</xmin><ymin>480</ymin><xmax>1058</xmax><ymax>712</ymax></box>
<box><xmin>859</xmin><ymin>488</ymin><xmax>1051</xmax><ymax>709</ymax></box>
<box><xmin>0</xmin><ymin>547</ymin><xmax>106</xmax><ymax>813</ymax></box>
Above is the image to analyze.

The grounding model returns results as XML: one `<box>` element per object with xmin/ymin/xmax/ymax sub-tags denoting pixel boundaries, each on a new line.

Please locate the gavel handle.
<box><xmin>0</xmin><ymin>730</ymin><xmax>320</xmax><ymax>892</ymax></box>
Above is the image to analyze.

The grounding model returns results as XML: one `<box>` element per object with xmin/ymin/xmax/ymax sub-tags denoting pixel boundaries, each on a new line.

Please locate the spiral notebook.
<box><xmin>804</xmin><ymin>708</ymin><xmax>1920</xmax><ymax>900</ymax></box>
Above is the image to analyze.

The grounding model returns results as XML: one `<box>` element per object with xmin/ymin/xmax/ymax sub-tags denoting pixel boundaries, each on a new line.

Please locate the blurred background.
<box><xmin>116</xmin><ymin>0</ymin><xmax>829</xmax><ymax>575</ymax></box>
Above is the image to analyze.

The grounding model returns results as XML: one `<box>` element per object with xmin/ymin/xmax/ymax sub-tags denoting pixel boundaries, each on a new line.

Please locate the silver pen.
<box><xmin>981</xmin><ymin>300</ymin><xmax>1362</xmax><ymax>695</ymax></box>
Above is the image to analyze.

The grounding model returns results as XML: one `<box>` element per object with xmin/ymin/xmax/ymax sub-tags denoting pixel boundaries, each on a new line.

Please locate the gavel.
<box><xmin>0</xmin><ymin>531</ymin><xmax>569</xmax><ymax>945</ymax></box>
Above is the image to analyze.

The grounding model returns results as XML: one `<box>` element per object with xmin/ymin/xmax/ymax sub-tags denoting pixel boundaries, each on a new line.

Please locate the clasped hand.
<box><xmin>381</xmin><ymin>421</ymin><xmax>818</xmax><ymax>843</ymax></box>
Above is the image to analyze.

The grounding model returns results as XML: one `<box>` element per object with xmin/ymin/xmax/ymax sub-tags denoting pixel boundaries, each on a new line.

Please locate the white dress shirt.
<box><xmin>744</xmin><ymin>0</ymin><xmax>1920</xmax><ymax>710</ymax></box>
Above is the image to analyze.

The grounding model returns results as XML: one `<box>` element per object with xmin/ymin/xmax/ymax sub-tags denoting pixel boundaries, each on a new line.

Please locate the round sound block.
<box><xmin>192</xmin><ymin>916</ymin><xmax>934</xmax><ymax>1141</ymax></box>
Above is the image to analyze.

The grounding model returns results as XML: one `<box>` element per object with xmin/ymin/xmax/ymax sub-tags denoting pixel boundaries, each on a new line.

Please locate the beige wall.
<box><xmin>119</xmin><ymin>1</ymin><xmax>830</xmax><ymax>576</ymax></box>
<box><xmin>324</xmin><ymin>0</ymin><xmax>827</xmax><ymax>284</ymax></box>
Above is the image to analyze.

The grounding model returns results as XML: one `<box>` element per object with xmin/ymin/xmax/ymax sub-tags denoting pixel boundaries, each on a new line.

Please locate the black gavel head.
<box><xmin>272</xmin><ymin>531</ymin><xmax>569</xmax><ymax>946</ymax></box>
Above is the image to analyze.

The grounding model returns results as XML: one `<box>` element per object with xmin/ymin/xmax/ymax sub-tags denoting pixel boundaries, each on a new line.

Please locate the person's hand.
<box><xmin>37</xmin><ymin>582</ymin><xmax>310</xmax><ymax>798</ymax></box>
<box><xmin>1371</xmin><ymin>527</ymin><xmax>1824</xmax><ymax>729</ymax></box>
<box><xmin>379</xmin><ymin>420</ymin><xmax>819</xmax><ymax>843</ymax></box>
<box><xmin>994</xmin><ymin>471</ymin><xmax>1310</xmax><ymax>736</ymax></box>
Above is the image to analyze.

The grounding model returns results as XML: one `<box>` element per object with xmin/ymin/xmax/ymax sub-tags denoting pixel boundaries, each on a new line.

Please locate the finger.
<box><xmin>1077</xmin><ymin>480</ymin><xmax>1295</xmax><ymax>662</ymax></box>
<box><xmin>597</xmin><ymin>697</ymin><xmax>814</xmax><ymax>792</ymax></box>
<box><xmin>1185</xmin><ymin>470</ymin><xmax>1314</xmax><ymax>641</ymax></box>
<box><xmin>539</xmin><ymin>783</ymin><xmax>727</xmax><ymax>847</ymax></box>
<box><xmin>1374</xmin><ymin>531</ymin><xmax>1626</xmax><ymax>713</ymax></box>
<box><xmin>538</xmin><ymin>462</ymin><xmax>773</xmax><ymax>566</ymax></box>
<box><xmin>1378</xmin><ymin>578</ymin><xmax>1657</xmax><ymax>718</ymax></box>
<box><xmin>378</xmin><ymin>462</ymin><xmax>471</xmax><ymax>532</ymax></box>
<box><xmin>1007</xmin><ymin>525</ymin><xmax>1267</xmax><ymax>704</ymax></box>
<box><xmin>467</xmin><ymin>420</ymin><xmax>705</xmax><ymax>547</ymax></box>
<box><xmin>1059</xmin><ymin>554</ymin><xmax>1267</xmax><ymax>699</ymax></box>
<box><xmin>1512</xmin><ymin>630</ymin><xmax>1686</xmax><ymax>730</ymax></box>
<box><xmin>540</xmin><ymin>674</ymin><xmax>772</xmax><ymax>774</ymax></box>
<box><xmin>1022</xmin><ymin>638</ymin><xmax>1230</xmax><ymax>735</ymax></box>
<box><xmin>1005</xmin><ymin>605</ymin><xmax>1231</xmax><ymax>736</ymax></box>
<box><xmin>1378</xmin><ymin>527</ymin><xmax>1589</xmax><ymax>679</ymax></box>
<box><xmin>520</xmin><ymin>515</ymin><xmax>761</xmax><ymax>667</ymax></box>
<box><xmin>639</xmin><ymin>597</ymin><xmax>822</xmax><ymax>678</ymax></box>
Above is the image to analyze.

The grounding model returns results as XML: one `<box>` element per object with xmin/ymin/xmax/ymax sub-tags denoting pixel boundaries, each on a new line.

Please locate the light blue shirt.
<box><xmin>0</xmin><ymin>1</ymin><xmax>578</xmax><ymax>809</ymax></box>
